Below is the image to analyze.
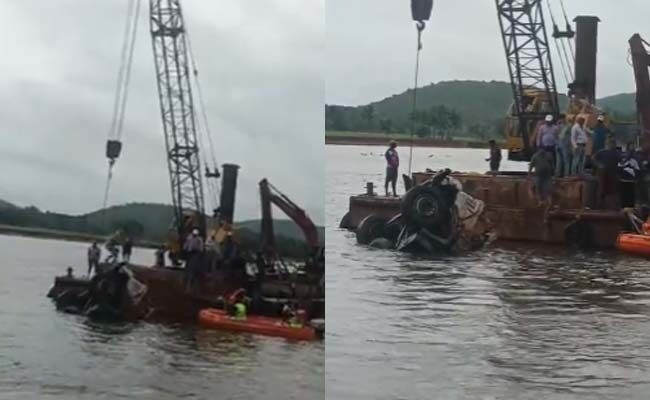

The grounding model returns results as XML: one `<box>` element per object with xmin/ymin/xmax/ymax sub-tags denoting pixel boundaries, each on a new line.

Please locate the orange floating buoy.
<box><xmin>616</xmin><ymin>233</ymin><xmax>650</xmax><ymax>258</ymax></box>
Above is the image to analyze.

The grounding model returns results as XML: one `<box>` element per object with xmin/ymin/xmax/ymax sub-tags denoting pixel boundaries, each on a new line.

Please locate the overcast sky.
<box><xmin>326</xmin><ymin>0</ymin><xmax>650</xmax><ymax>106</ymax></box>
<box><xmin>0</xmin><ymin>0</ymin><xmax>324</xmax><ymax>224</ymax></box>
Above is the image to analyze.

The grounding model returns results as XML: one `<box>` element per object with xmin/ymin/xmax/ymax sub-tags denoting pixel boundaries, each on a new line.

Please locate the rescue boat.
<box><xmin>198</xmin><ymin>308</ymin><xmax>317</xmax><ymax>341</ymax></box>
<box><xmin>616</xmin><ymin>233</ymin><xmax>650</xmax><ymax>258</ymax></box>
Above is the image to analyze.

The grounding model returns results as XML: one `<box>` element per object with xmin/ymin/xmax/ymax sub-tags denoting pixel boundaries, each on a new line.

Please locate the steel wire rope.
<box><xmin>101</xmin><ymin>0</ymin><xmax>142</xmax><ymax>228</ymax></box>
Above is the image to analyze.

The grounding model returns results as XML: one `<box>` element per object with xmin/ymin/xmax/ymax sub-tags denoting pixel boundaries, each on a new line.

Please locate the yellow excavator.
<box><xmin>497</xmin><ymin>3</ymin><xmax>611</xmax><ymax>160</ymax></box>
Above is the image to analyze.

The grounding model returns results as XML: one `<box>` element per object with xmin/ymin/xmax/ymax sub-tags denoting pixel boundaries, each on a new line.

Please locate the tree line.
<box><xmin>326</xmin><ymin>104</ymin><xmax>504</xmax><ymax>140</ymax></box>
<box><xmin>0</xmin><ymin>205</ymin><xmax>312</xmax><ymax>258</ymax></box>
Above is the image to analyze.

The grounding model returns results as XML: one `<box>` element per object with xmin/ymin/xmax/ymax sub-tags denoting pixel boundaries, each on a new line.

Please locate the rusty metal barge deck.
<box><xmin>49</xmin><ymin>262</ymin><xmax>324</xmax><ymax>326</ymax></box>
<box><xmin>341</xmin><ymin>171</ymin><xmax>629</xmax><ymax>248</ymax></box>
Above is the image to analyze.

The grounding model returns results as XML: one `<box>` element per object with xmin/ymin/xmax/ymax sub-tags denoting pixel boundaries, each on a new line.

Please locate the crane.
<box><xmin>495</xmin><ymin>0</ymin><xmax>560</xmax><ymax>161</ymax></box>
<box><xmin>629</xmin><ymin>34</ymin><xmax>650</xmax><ymax>148</ymax></box>
<box><xmin>149</xmin><ymin>0</ymin><xmax>207</xmax><ymax>249</ymax></box>
<box><xmin>259</xmin><ymin>179</ymin><xmax>321</xmax><ymax>263</ymax></box>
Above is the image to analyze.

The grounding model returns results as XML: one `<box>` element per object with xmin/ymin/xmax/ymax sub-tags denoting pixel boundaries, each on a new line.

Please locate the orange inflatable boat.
<box><xmin>198</xmin><ymin>308</ymin><xmax>317</xmax><ymax>341</ymax></box>
<box><xmin>616</xmin><ymin>233</ymin><xmax>650</xmax><ymax>257</ymax></box>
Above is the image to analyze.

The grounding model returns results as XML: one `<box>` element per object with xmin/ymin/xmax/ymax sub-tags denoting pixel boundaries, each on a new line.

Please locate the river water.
<box><xmin>0</xmin><ymin>235</ymin><xmax>323</xmax><ymax>400</ymax></box>
<box><xmin>326</xmin><ymin>145</ymin><xmax>650</xmax><ymax>400</ymax></box>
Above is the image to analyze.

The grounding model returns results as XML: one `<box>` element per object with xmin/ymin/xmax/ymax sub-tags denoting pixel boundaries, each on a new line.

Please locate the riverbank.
<box><xmin>0</xmin><ymin>224</ymin><xmax>160</xmax><ymax>248</ymax></box>
<box><xmin>325</xmin><ymin>131</ymin><xmax>491</xmax><ymax>148</ymax></box>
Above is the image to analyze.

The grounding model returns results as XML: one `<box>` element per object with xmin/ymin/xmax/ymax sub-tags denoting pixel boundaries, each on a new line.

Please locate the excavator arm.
<box><xmin>259</xmin><ymin>179</ymin><xmax>320</xmax><ymax>258</ymax></box>
<box><xmin>629</xmin><ymin>34</ymin><xmax>650</xmax><ymax>147</ymax></box>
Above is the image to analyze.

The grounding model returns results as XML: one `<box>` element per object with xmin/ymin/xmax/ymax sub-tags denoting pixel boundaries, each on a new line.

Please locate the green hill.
<box><xmin>326</xmin><ymin>80</ymin><xmax>637</xmax><ymax>138</ymax></box>
<box><xmin>597</xmin><ymin>93</ymin><xmax>636</xmax><ymax>118</ymax></box>
<box><xmin>84</xmin><ymin>203</ymin><xmax>174</xmax><ymax>242</ymax></box>
<box><xmin>0</xmin><ymin>200</ymin><xmax>323</xmax><ymax>257</ymax></box>
<box><xmin>0</xmin><ymin>199</ymin><xmax>16</xmax><ymax>210</ymax></box>
<box><xmin>83</xmin><ymin>203</ymin><xmax>324</xmax><ymax>242</ymax></box>
<box><xmin>238</xmin><ymin>219</ymin><xmax>324</xmax><ymax>244</ymax></box>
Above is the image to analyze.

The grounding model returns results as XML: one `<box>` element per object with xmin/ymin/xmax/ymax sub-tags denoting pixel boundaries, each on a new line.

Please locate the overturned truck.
<box><xmin>352</xmin><ymin>169</ymin><xmax>496</xmax><ymax>254</ymax></box>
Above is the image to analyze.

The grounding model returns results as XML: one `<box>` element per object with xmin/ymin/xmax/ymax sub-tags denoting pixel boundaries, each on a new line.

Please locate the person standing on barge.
<box><xmin>384</xmin><ymin>140</ymin><xmax>399</xmax><ymax>197</ymax></box>
<box><xmin>555</xmin><ymin>114</ymin><xmax>572</xmax><ymax>177</ymax></box>
<box><xmin>486</xmin><ymin>139</ymin><xmax>502</xmax><ymax>173</ymax></box>
<box><xmin>571</xmin><ymin>117</ymin><xmax>589</xmax><ymax>175</ymax></box>
<box><xmin>87</xmin><ymin>242</ymin><xmax>101</xmax><ymax>276</ymax></box>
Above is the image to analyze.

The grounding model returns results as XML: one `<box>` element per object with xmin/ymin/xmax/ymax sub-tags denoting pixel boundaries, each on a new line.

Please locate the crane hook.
<box><xmin>416</xmin><ymin>21</ymin><xmax>426</xmax><ymax>50</ymax></box>
<box><xmin>411</xmin><ymin>0</ymin><xmax>431</xmax><ymax>50</ymax></box>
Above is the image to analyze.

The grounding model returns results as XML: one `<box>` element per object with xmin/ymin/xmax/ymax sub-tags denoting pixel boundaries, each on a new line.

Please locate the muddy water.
<box><xmin>326</xmin><ymin>145</ymin><xmax>650</xmax><ymax>399</ymax></box>
<box><xmin>0</xmin><ymin>235</ymin><xmax>323</xmax><ymax>400</ymax></box>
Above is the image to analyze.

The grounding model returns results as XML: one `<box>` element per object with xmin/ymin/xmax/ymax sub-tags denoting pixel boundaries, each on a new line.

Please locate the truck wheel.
<box><xmin>356</xmin><ymin>214</ymin><xmax>388</xmax><ymax>245</ymax></box>
<box><xmin>339</xmin><ymin>212</ymin><xmax>352</xmax><ymax>230</ymax></box>
<box><xmin>383</xmin><ymin>214</ymin><xmax>404</xmax><ymax>242</ymax></box>
<box><xmin>400</xmin><ymin>185</ymin><xmax>449</xmax><ymax>228</ymax></box>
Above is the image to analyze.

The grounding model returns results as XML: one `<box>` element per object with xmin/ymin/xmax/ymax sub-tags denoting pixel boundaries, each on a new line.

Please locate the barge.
<box><xmin>340</xmin><ymin>171</ymin><xmax>631</xmax><ymax>249</ymax></box>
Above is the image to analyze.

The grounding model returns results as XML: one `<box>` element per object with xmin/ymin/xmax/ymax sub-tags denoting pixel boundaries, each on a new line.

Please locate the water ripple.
<box><xmin>0</xmin><ymin>235</ymin><xmax>323</xmax><ymax>399</ymax></box>
<box><xmin>327</xmin><ymin>145</ymin><xmax>650</xmax><ymax>400</ymax></box>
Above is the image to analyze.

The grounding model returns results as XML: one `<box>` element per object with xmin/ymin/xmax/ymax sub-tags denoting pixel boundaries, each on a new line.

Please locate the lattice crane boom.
<box><xmin>496</xmin><ymin>0</ymin><xmax>560</xmax><ymax>160</ymax></box>
<box><xmin>149</xmin><ymin>0</ymin><xmax>205</xmax><ymax>238</ymax></box>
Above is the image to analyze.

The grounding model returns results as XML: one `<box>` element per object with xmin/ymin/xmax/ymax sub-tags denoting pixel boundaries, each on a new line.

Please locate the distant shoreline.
<box><xmin>325</xmin><ymin>131</ymin><xmax>491</xmax><ymax>149</ymax></box>
<box><xmin>0</xmin><ymin>224</ymin><xmax>160</xmax><ymax>248</ymax></box>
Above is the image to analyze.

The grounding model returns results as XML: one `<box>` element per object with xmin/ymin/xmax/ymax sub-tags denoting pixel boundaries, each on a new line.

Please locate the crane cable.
<box><xmin>408</xmin><ymin>21</ymin><xmax>426</xmax><ymax>176</ymax></box>
<box><xmin>545</xmin><ymin>0</ymin><xmax>572</xmax><ymax>86</ymax></box>
<box><xmin>185</xmin><ymin>28</ymin><xmax>221</xmax><ymax>210</ymax></box>
<box><xmin>558</xmin><ymin>0</ymin><xmax>575</xmax><ymax>61</ymax></box>
<box><xmin>108</xmin><ymin>0</ymin><xmax>140</xmax><ymax>144</ymax></box>
<box><xmin>101</xmin><ymin>0</ymin><xmax>142</xmax><ymax>225</ymax></box>
<box><xmin>407</xmin><ymin>0</ymin><xmax>435</xmax><ymax>174</ymax></box>
<box><xmin>556</xmin><ymin>0</ymin><xmax>575</xmax><ymax>75</ymax></box>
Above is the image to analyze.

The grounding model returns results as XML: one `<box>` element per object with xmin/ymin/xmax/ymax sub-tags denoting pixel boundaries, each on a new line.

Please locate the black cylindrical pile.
<box><xmin>572</xmin><ymin>16</ymin><xmax>600</xmax><ymax>103</ymax></box>
<box><xmin>219</xmin><ymin>163</ymin><xmax>240</xmax><ymax>224</ymax></box>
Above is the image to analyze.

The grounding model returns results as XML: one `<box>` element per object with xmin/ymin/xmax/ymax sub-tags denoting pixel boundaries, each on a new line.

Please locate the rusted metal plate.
<box><xmin>413</xmin><ymin>172</ymin><xmax>598</xmax><ymax>209</ymax></box>
<box><xmin>345</xmin><ymin>173</ymin><xmax>624</xmax><ymax>247</ymax></box>
<box><xmin>129</xmin><ymin>265</ymin><xmax>324</xmax><ymax>320</ymax></box>
<box><xmin>347</xmin><ymin>195</ymin><xmax>401</xmax><ymax>228</ymax></box>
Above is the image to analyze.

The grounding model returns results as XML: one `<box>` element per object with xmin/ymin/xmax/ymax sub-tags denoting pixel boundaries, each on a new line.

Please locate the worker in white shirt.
<box><xmin>571</xmin><ymin>116</ymin><xmax>589</xmax><ymax>175</ymax></box>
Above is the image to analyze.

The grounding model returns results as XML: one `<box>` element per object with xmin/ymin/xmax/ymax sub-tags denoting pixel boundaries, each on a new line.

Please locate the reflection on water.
<box><xmin>327</xmin><ymin>145</ymin><xmax>650</xmax><ymax>400</ymax></box>
<box><xmin>0</xmin><ymin>235</ymin><xmax>323</xmax><ymax>400</ymax></box>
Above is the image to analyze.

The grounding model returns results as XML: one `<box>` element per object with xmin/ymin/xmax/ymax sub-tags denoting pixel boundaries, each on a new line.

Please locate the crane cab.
<box><xmin>503</xmin><ymin>89</ymin><xmax>557</xmax><ymax>161</ymax></box>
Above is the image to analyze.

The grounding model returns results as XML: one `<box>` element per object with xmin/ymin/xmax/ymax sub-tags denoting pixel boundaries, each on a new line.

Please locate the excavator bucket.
<box><xmin>411</xmin><ymin>0</ymin><xmax>433</xmax><ymax>22</ymax></box>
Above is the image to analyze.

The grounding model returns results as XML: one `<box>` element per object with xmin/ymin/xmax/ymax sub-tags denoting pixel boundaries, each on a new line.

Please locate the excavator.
<box><xmin>496</xmin><ymin>0</ymin><xmax>608</xmax><ymax>161</ymax></box>
<box><xmin>258</xmin><ymin>179</ymin><xmax>322</xmax><ymax>271</ymax></box>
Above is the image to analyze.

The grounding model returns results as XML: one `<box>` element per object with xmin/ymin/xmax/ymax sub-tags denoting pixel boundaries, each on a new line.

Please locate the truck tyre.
<box><xmin>383</xmin><ymin>214</ymin><xmax>404</xmax><ymax>242</ymax></box>
<box><xmin>400</xmin><ymin>185</ymin><xmax>450</xmax><ymax>228</ymax></box>
<box><xmin>356</xmin><ymin>214</ymin><xmax>388</xmax><ymax>245</ymax></box>
<box><xmin>339</xmin><ymin>212</ymin><xmax>352</xmax><ymax>230</ymax></box>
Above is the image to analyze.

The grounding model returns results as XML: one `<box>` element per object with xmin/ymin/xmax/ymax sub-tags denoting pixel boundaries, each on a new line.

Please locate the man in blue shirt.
<box><xmin>555</xmin><ymin>114</ymin><xmax>572</xmax><ymax>177</ymax></box>
<box><xmin>536</xmin><ymin>114</ymin><xmax>559</xmax><ymax>151</ymax></box>
<box><xmin>591</xmin><ymin>115</ymin><xmax>610</xmax><ymax>155</ymax></box>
